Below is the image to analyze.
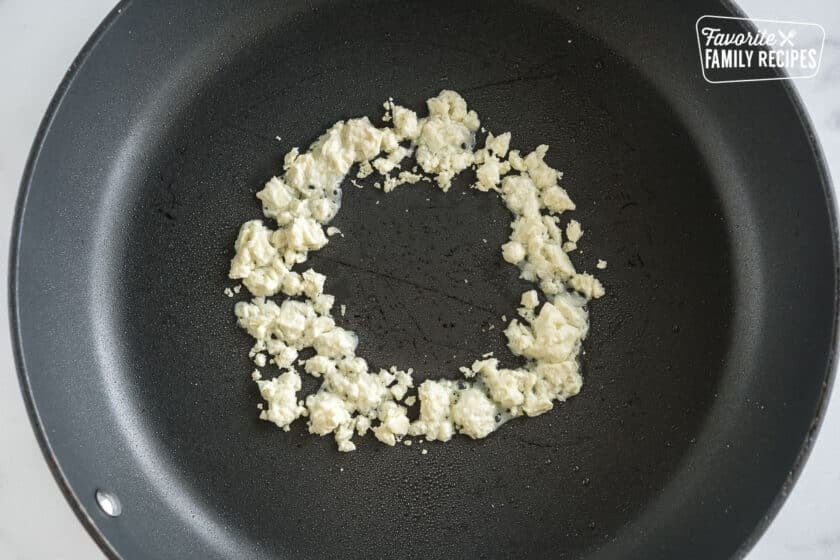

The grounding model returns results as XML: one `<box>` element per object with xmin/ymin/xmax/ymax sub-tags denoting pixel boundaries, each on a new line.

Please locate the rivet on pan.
<box><xmin>95</xmin><ymin>489</ymin><xmax>122</xmax><ymax>517</ymax></box>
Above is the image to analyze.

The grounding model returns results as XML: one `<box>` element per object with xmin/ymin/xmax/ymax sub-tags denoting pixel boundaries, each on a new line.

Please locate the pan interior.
<box><xmin>16</xmin><ymin>1</ymin><xmax>837</xmax><ymax>559</ymax></box>
<box><xmin>100</xmin><ymin>3</ymin><xmax>729</xmax><ymax>558</ymax></box>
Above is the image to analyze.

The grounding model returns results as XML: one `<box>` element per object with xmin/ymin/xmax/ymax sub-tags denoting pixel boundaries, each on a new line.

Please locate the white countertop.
<box><xmin>0</xmin><ymin>1</ymin><xmax>838</xmax><ymax>559</ymax></box>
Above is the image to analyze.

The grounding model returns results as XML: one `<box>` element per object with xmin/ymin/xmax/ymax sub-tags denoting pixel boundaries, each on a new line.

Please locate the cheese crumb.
<box><xmin>566</xmin><ymin>220</ymin><xmax>583</xmax><ymax>243</ymax></box>
<box><xmin>569</xmin><ymin>273</ymin><xmax>605</xmax><ymax>299</ymax></box>
<box><xmin>256</xmin><ymin>370</ymin><xmax>306</xmax><ymax>431</ymax></box>
<box><xmin>596</xmin><ymin>259</ymin><xmax>607</xmax><ymax>270</ymax></box>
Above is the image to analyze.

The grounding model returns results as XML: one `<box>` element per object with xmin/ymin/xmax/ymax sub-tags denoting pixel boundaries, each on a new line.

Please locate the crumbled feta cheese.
<box><xmin>596</xmin><ymin>259</ymin><xmax>607</xmax><ymax>270</ymax></box>
<box><xmin>230</xmin><ymin>89</ymin><xmax>604</xmax><ymax>451</ymax></box>
<box><xmin>472</xmin><ymin>132</ymin><xmax>513</xmax><ymax>191</ymax></box>
<box><xmin>451</xmin><ymin>387</ymin><xmax>498</xmax><ymax>439</ymax></box>
<box><xmin>520</xmin><ymin>290</ymin><xmax>539</xmax><ymax>309</ymax></box>
<box><xmin>372</xmin><ymin>401</ymin><xmax>410</xmax><ymax>446</ymax></box>
<box><xmin>355</xmin><ymin>415</ymin><xmax>371</xmax><ymax>436</ymax></box>
<box><xmin>409</xmin><ymin>380</ymin><xmax>456</xmax><ymax>442</ymax></box>
<box><xmin>256</xmin><ymin>370</ymin><xmax>306</xmax><ymax>431</ymax></box>
<box><xmin>229</xmin><ymin>221</ymin><xmax>278</xmax><ymax>285</ymax></box>
<box><xmin>486</xmin><ymin>132</ymin><xmax>511</xmax><ymax>157</ymax></box>
<box><xmin>392</xmin><ymin>105</ymin><xmax>421</xmax><ymax>140</ymax></box>
<box><xmin>397</xmin><ymin>170</ymin><xmax>423</xmax><ymax>185</ymax></box>
<box><xmin>306</xmin><ymin>392</ymin><xmax>351</xmax><ymax>435</ymax></box>
<box><xmin>501</xmin><ymin>241</ymin><xmax>526</xmax><ymax>264</ymax></box>
<box><xmin>372</xmin><ymin>157</ymin><xmax>398</xmax><ymax>175</ymax></box>
<box><xmin>569</xmin><ymin>273</ymin><xmax>605</xmax><ymax>299</ymax></box>
<box><xmin>414</xmin><ymin>90</ymin><xmax>480</xmax><ymax>190</ymax></box>
<box><xmin>357</xmin><ymin>160</ymin><xmax>374</xmax><ymax>178</ymax></box>
<box><xmin>566</xmin><ymin>220</ymin><xmax>583</xmax><ymax>243</ymax></box>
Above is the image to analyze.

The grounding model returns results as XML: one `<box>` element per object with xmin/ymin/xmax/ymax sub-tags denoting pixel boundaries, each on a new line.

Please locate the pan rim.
<box><xmin>7</xmin><ymin>1</ymin><xmax>132</xmax><ymax>559</ymax></box>
<box><xmin>717</xmin><ymin>1</ymin><xmax>840</xmax><ymax>558</ymax></box>
<box><xmin>7</xmin><ymin>2</ymin><xmax>838</xmax><ymax>559</ymax></box>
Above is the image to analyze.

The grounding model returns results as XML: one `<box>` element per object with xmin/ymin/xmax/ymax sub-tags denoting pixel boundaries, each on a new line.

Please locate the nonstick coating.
<box><xmin>11</xmin><ymin>1</ymin><xmax>838</xmax><ymax>559</ymax></box>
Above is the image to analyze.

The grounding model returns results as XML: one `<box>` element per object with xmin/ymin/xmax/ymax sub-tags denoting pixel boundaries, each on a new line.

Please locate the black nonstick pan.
<box><xmin>10</xmin><ymin>1</ymin><xmax>838</xmax><ymax>559</ymax></box>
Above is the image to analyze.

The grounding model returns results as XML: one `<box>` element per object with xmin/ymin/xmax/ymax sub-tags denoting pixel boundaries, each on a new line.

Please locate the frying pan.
<box><xmin>10</xmin><ymin>1</ymin><xmax>838</xmax><ymax>559</ymax></box>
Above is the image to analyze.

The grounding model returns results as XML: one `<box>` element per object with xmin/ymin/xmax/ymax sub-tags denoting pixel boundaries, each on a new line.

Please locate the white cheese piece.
<box><xmin>392</xmin><ymin>105</ymin><xmax>421</xmax><ymax>140</ymax></box>
<box><xmin>474</xmin><ymin>155</ymin><xmax>510</xmax><ymax>192</ymax></box>
<box><xmin>451</xmin><ymin>388</ymin><xmax>499</xmax><ymax>439</ymax></box>
<box><xmin>268</xmin><ymin>340</ymin><xmax>298</xmax><ymax>368</ymax></box>
<box><xmin>306</xmin><ymin>392</ymin><xmax>352</xmax><ymax>435</ymax></box>
<box><xmin>414</xmin><ymin>90</ymin><xmax>479</xmax><ymax>190</ymax></box>
<box><xmin>301</xmin><ymin>268</ymin><xmax>326</xmax><ymax>298</ymax></box>
<box><xmin>313</xmin><ymin>327</ymin><xmax>358</xmax><ymax>359</ymax></box>
<box><xmin>596</xmin><ymin>259</ymin><xmax>607</xmax><ymax>270</ymax></box>
<box><xmin>257</xmin><ymin>177</ymin><xmax>298</xmax><ymax>225</ymax></box>
<box><xmin>397</xmin><ymin>170</ymin><xmax>423</xmax><ymax>185</ymax></box>
<box><xmin>521</xmin><ymin>290</ymin><xmax>539</xmax><ymax>309</ymax></box>
<box><xmin>501</xmin><ymin>241</ymin><xmax>526</xmax><ymax>264</ymax></box>
<box><xmin>382</xmin><ymin>98</ymin><xmax>394</xmax><ymax>122</ymax></box>
<box><xmin>256</xmin><ymin>370</ymin><xmax>306</xmax><ymax>431</ymax></box>
<box><xmin>485</xmin><ymin>132</ymin><xmax>511</xmax><ymax>157</ymax></box>
<box><xmin>372</xmin><ymin>401</ymin><xmax>410</xmax><ymax>446</ymax></box>
<box><xmin>304</xmin><ymin>355</ymin><xmax>336</xmax><ymax>378</ymax></box>
<box><xmin>532</xmin><ymin>361</ymin><xmax>582</xmax><ymax>400</ymax></box>
<box><xmin>542</xmin><ymin>186</ymin><xmax>576</xmax><ymax>214</ymax></box>
<box><xmin>373</xmin><ymin>157</ymin><xmax>398</xmax><ymax>175</ymax></box>
<box><xmin>473</xmin><ymin>132</ymin><xmax>513</xmax><ymax>191</ymax></box>
<box><xmin>508</xmin><ymin>150</ymin><xmax>526</xmax><ymax>171</ymax></box>
<box><xmin>357</xmin><ymin>160</ymin><xmax>374</xmax><ymax>178</ymax></box>
<box><xmin>335</xmin><ymin>422</ymin><xmax>356</xmax><ymax>452</ymax></box>
<box><xmin>523</xmin><ymin>144</ymin><xmax>562</xmax><ymax>189</ymax></box>
<box><xmin>410</xmin><ymin>380</ymin><xmax>456</xmax><ymax>442</ymax></box>
<box><xmin>382</xmin><ymin>174</ymin><xmax>400</xmax><ymax>192</ymax></box>
<box><xmin>566</xmin><ymin>220</ymin><xmax>583</xmax><ymax>243</ymax></box>
<box><xmin>229</xmin><ymin>220</ymin><xmax>277</xmax><ymax>280</ymax></box>
<box><xmin>355</xmin><ymin>415</ymin><xmax>371</xmax><ymax>436</ymax></box>
<box><xmin>569</xmin><ymin>273</ymin><xmax>605</xmax><ymax>299</ymax></box>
